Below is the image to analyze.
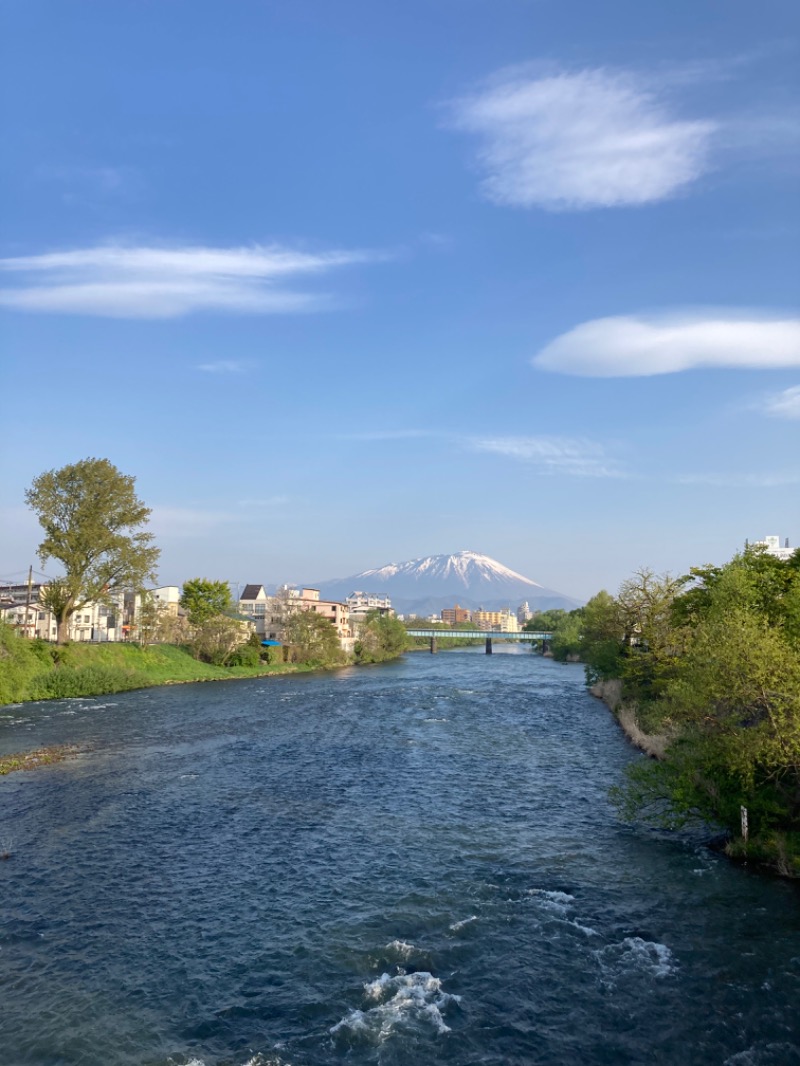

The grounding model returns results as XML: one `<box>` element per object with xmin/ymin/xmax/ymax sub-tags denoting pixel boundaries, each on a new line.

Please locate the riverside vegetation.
<box><xmin>0</xmin><ymin>609</ymin><xmax>411</xmax><ymax>710</ymax></box>
<box><xmin>527</xmin><ymin>547</ymin><xmax>800</xmax><ymax>877</ymax></box>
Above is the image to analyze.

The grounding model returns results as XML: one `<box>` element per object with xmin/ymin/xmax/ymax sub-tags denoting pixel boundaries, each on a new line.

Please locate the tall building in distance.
<box><xmin>753</xmin><ymin>535</ymin><xmax>794</xmax><ymax>562</ymax></box>
<box><xmin>441</xmin><ymin>604</ymin><xmax>472</xmax><ymax>625</ymax></box>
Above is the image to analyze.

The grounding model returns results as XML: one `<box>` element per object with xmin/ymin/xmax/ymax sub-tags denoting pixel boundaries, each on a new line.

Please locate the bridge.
<box><xmin>405</xmin><ymin>630</ymin><xmax>553</xmax><ymax>654</ymax></box>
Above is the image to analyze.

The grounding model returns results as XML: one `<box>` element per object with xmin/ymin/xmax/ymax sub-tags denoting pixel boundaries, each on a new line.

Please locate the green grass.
<box><xmin>0</xmin><ymin>625</ymin><xmax>312</xmax><ymax>705</ymax></box>
<box><xmin>0</xmin><ymin>744</ymin><xmax>81</xmax><ymax>776</ymax></box>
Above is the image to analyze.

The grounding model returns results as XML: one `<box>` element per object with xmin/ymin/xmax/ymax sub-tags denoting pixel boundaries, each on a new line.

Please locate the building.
<box><xmin>238</xmin><ymin>584</ymin><xmax>354</xmax><ymax>652</ymax></box>
<box><xmin>346</xmin><ymin>591</ymin><xmax>393</xmax><ymax>623</ymax></box>
<box><xmin>278</xmin><ymin>586</ymin><xmax>354</xmax><ymax>652</ymax></box>
<box><xmin>149</xmin><ymin>586</ymin><xmax>181</xmax><ymax>614</ymax></box>
<box><xmin>517</xmin><ymin>601</ymin><xmax>533</xmax><ymax>625</ymax></box>
<box><xmin>472</xmin><ymin>609</ymin><xmax>520</xmax><ymax>633</ymax></box>
<box><xmin>0</xmin><ymin>581</ymin><xmax>177</xmax><ymax>642</ymax></box>
<box><xmin>753</xmin><ymin>535</ymin><xmax>794</xmax><ymax>562</ymax></box>
<box><xmin>441</xmin><ymin>604</ymin><xmax>472</xmax><ymax>625</ymax></box>
<box><xmin>0</xmin><ymin>583</ymin><xmax>128</xmax><ymax>641</ymax></box>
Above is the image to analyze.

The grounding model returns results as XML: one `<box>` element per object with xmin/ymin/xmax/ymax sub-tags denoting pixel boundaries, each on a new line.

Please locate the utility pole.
<box><xmin>24</xmin><ymin>565</ymin><xmax>33</xmax><ymax>638</ymax></box>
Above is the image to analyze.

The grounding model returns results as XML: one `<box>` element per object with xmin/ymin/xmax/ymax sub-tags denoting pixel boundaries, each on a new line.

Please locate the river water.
<box><xmin>1</xmin><ymin>648</ymin><xmax>799</xmax><ymax>1066</ymax></box>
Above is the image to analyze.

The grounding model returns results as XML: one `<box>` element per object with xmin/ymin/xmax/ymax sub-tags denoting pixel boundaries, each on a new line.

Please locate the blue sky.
<box><xmin>1</xmin><ymin>0</ymin><xmax>798</xmax><ymax>601</ymax></box>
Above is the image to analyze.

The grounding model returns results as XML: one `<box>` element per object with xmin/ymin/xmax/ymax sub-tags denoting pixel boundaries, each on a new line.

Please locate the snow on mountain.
<box><xmin>358</xmin><ymin>550</ymin><xmax>543</xmax><ymax>590</ymax></box>
<box><xmin>318</xmin><ymin>550</ymin><xmax>581</xmax><ymax>615</ymax></box>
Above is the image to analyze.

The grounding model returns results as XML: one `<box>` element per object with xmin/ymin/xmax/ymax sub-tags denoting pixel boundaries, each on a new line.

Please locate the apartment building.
<box><xmin>472</xmin><ymin>609</ymin><xmax>520</xmax><ymax>633</ymax></box>
<box><xmin>441</xmin><ymin>604</ymin><xmax>472</xmax><ymax>625</ymax></box>
<box><xmin>238</xmin><ymin>584</ymin><xmax>354</xmax><ymax>652</ymax></box>
<box><xmin>346</xmin><ymin>591</ymin><xmax>393</xmax><ymax>623</ymax></box>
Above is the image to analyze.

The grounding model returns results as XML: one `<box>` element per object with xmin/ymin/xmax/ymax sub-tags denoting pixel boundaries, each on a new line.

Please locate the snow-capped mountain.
<box><xmin>318</xmin><ymin>550</ymin><xmax>581</xmax><ymax>616</ymax></box>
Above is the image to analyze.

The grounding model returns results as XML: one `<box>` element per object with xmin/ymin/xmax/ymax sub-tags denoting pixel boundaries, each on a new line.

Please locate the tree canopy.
<box><xmin>283</xmin><ymin>610</ymin><xmax>345</xmax><ymax>665</ymax></box>
<box><xmin>180</xmin><ymin>578</ymin><xmax>232</xmax><ymax>625</ymax></box>
<box><xmin>597</xmin><ymin>547</ymin><xmax>800</xmax><ymax>876</ymax></box>
<box><xmin>25</xmin><ymin>458</ymin><xmax>160</xmax><ymax>644</ymax></box>
<box><xmin>354</xmin><ymin>611</ymin><xmax>408</xmax><ymax>663</ymax></box>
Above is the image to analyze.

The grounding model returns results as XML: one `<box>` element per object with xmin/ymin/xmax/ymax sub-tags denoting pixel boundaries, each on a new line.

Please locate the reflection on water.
<box><xmin>2</xmin><ymin>648</ymin><xmax>799</xmax><ymax>1065</ymax></box>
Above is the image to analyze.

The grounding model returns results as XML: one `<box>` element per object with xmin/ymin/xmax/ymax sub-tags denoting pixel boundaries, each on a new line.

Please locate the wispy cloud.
<box><xmin>533</xmin><ymin>311</ymin><xmax>800</xmax><ymax>377</ymax></box>
<box><xmin>36</xmin><ymin>163</ymin><xmax>134</xmax><ymax>194</ymax></box>
<box><xmin>339</xmin><ymin>429</ymin><xmax>438</xmax><ymax>442</ymax></box>
<box><xmin>450</xmin><ymin>66</ymin><xmax>715</xmax><ymax>210</ymax></box>
<box><xmin>196</xmin><ymin>360</ymin><xmax>252</xmax><ymax>374</ymax></box>
<box><xmin>760</xmin><ymin>385</ymin><xmax>800</xmax><ymax>420</ymax></box>
<box><xmin>237</xmin><ymin>496</ymin><xmax>289</xmax><ymax>508</ymax></box>
<box><xmin>468</xmin><ymin>435</ymin><xmax>628</xmax><ymax>478</ymax></box>
<box><xmin>148</xmin><ymin>506</ymin><xmax>237</xmax><ymax>538</ymax></box>
<box><xmin>0</xmin><ymin>242</ymin><xmax>383</xmax><ymax>318</ymax></box>
<box><xmin>675</xmin><ymin>471</ymin><xmax>800</xmax><ymax>488</ymax></box>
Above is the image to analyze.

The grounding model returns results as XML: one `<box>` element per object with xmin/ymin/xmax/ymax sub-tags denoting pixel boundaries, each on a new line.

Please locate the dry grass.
<box><xmin>590</xmin><ymin>680</ymin><xmax>669</xmax><ymax>759</ymax></box>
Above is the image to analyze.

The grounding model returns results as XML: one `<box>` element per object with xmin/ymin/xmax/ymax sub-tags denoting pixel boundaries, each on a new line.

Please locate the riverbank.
<box><xmin>589</xmin><ymin>679</ymin><xmax>669</xmax><ymax>759</ymax></box>
<box><xmin>590</xmin><ymin>678</ymin><xmax>800</xmax><ymax>878</ymax></box>
<box><xmin>0</xmin><ymin>634</ymin><xmax>319</xmax><ymax>708</ymax></box>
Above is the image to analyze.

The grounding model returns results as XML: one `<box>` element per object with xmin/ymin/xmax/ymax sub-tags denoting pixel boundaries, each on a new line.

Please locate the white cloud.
<box><xmin>761</xmin><ymin>385</ymin><xmax>800</xmax><ymax>420</ymax></box>
<box><xmin>533</xmin><ymin>312</ymin><xmax>800</xmax><ymax>377</ymax></box>
<box><xmin>451</xmin><ymin>67</ymin><xmax>715</xmax><ymax>210</ymax></box>
<box><xmin>468</xmin><ymin>435</ymin><xmax>627</xmax><ymax>478</ymax></box>
<box><xmin>0</xmin><ymin>242</ymin><xmax>381</xmax><ymax>318</ymax></box>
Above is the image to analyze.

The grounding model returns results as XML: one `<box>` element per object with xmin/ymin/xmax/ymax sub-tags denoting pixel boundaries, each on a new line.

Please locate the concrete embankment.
<box><xmin>590</xmin><ymin>678</ymin><xmax>668</xmax><ymax>759</ymax></box>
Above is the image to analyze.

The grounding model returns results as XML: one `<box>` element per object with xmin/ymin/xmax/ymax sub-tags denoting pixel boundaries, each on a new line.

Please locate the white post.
<box><xmin>740</xmin><ymin>805</ymin><xmax>749</xmax><ymax>844</ymax></box>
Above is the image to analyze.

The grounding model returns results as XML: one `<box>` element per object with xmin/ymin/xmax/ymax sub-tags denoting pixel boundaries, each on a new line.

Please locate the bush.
<box><xmin>227</xmin><ymin>643</ymin><xmax>261</xmax><ymax>668</ymax></box>
<box><xmin>29</xmin><ymin>663</ymin><xmax>149</xmax><ymax>699</ymax></box>
<box><xmin>0</xmin><ymin>623</ymin><xmax>57</xmax><ymax>705</ymax></box>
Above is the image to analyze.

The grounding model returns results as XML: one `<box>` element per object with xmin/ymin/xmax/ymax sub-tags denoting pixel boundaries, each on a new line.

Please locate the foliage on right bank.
<box><xmin>533</xmin><ymin>547</ymin><xmax>800</xmax><ymax>877</ymax></box>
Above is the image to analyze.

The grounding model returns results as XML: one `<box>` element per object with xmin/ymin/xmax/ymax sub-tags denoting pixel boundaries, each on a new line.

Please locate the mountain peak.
<box><xmin>359</xmin><ymin>550</ymin><xmax>544</xmax><ymax>590</ymax></box>
<box><xmin>318</xmin><ymin>551</ymin><xmax>580</xmax><ymax>615</ymax></box>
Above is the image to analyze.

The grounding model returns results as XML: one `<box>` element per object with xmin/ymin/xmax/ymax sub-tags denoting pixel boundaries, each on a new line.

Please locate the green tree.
<box><xmin>614</xmin><ymin>569</ymin><xmax>684</xmax><ymax>702</ymax></box>
<box><xmin>25</xmin><ymin>458</ymin><xmax>160</xmax><ymax>644</ymax></box>
<box><xmin>574</xmin><ymin>590</ymin><xmax>623</xmax><ymax>683</ymax></box>
<box><xmin>188</xmin><ymin>614</ymin><xmax>247</xmax><ymax>665</ymax></box>
<box><xmin>354</xmin><ymin>611</ymin><xmax>408</xmax><ymax>663</ymax></box>
<box><xmin>136</xmin><ymin>590</ymin><xmax>164</xmax><ymax>649</ymax></box>
<box><xmin>284</xmin><ymin>610</ymin><xmax>345</xmax><ymax>665</ymax></box>
<box><xmin>549</xmin><ymin>610</ymin><xmax>584</xmax><ymax>662</ymax></box>
<box><xmin>673</xmin><ymin>546</ymin><xmax>800</xmax><ymax>645</ymax></box>
<box><xmin>614</xmin><ymin>550</ymin><xmax>800</xmax><ymax>874</ymax></box>
<box><xmin>180</xmin><ymin>578</ymin><xmax>232</xmax><ymax>625</ymax></box>
<box><xmin>524</xmin><ymin>609</ymin><xmax>567</xmax><ymax>632</ymax></box>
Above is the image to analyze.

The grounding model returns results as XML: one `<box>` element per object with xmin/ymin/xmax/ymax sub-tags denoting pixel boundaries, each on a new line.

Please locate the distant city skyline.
<box><xmin>1</xmin><ymin>1</ymin><xmax>798</xmax><ymax>601</ymax></box>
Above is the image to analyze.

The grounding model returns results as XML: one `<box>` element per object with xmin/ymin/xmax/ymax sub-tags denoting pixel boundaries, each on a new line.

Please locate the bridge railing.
<box><xmin>405</xmin><ymin>630</ymin><xmax>552</xmax><ymax>640</ymax></box>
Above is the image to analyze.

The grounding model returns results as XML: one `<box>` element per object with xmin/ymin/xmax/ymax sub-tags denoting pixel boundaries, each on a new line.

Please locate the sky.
<box><xmin>1</xmin><ymin>0</ymin><xmax>798</xmax><ymax>602</ymax></box>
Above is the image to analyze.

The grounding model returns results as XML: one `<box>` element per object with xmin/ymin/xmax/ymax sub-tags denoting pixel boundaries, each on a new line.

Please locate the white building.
<box><xmin>753</xmin><ymin>535</ymin><xmax>794</xmax><ymax>562</ymax></box>
<box><xmin>346</xmin><ymin>591</ymin><xmax>393</xmax><ymax>623</ymax></box>
<box><xmin>238</xmin><ymin>584</ymin><xmax>354</xmax><ymax>653</ymax></box>
<box><xmin>0</xmin><ymin>582</ymin><xmax>179</xmax><ymax>642</ymax></box>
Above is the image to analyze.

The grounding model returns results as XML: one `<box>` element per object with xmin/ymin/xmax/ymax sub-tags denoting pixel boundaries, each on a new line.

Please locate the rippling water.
<box><xmin>2</xmin><ymin>648</ymin><xmax>799</xmax><ymax>1065</ymax></box>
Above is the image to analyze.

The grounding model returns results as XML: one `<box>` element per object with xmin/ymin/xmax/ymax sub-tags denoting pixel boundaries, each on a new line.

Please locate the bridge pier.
<box><xmin>485</xmin><ymin>637</ymin><xmax>492</xmax><ymax>655</ymax></box>
<box><xmin>430</xmin><ymin>636</ymin><xmax>437</xmax><ymax>654</ymax></box>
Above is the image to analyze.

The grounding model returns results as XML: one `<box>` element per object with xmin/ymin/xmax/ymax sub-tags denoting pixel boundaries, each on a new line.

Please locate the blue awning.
<box><xmin>261</xmin><ymin>639</ymin><xmax>282</xmax><ymax>646</ymax></box>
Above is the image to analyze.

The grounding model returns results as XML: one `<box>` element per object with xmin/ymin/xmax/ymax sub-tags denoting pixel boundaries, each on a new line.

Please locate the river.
<box><xmin>1</xmin><ymin>647</ymin><xmax>798</xmax><ymax>1066</ymax></box>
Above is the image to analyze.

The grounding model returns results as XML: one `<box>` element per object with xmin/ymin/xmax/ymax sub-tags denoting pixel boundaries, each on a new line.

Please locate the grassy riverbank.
<box><xmin>0</xmin><ymin>626</ymin><xmax>313</xmax><ymax>707</ymax></box>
